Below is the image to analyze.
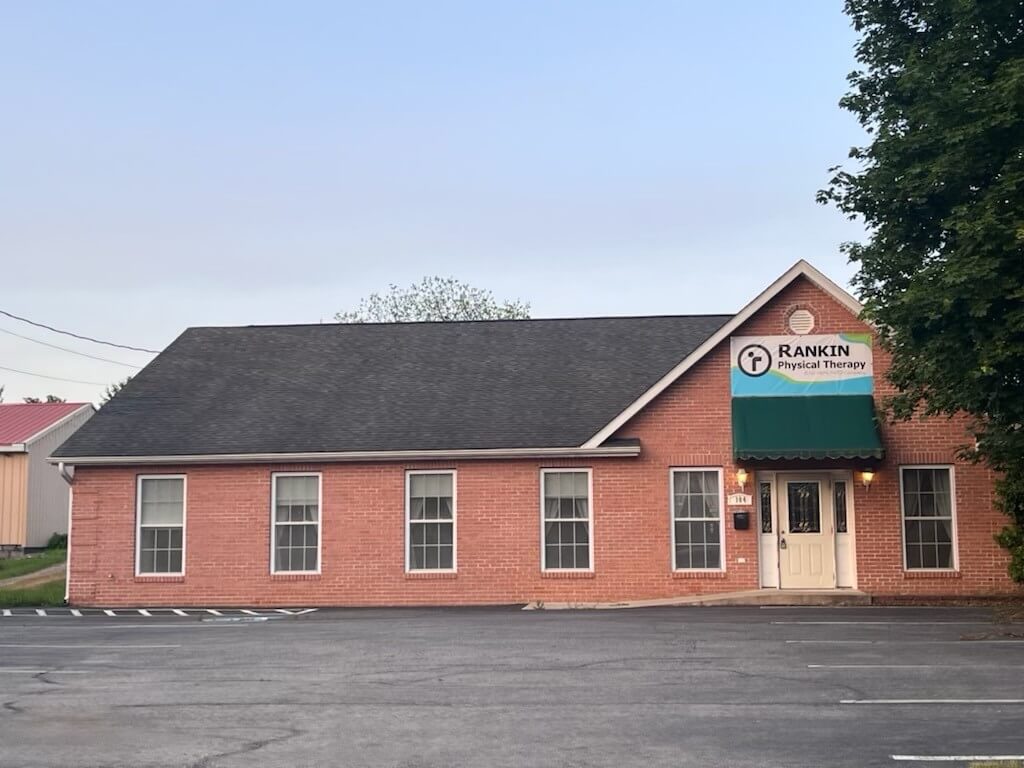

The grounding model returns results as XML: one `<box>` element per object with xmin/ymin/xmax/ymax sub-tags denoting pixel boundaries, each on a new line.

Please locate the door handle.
<box><xmin>779</xmin><ymin>537</ymin><xmax>787</xmax><ymax>550</ymax></box>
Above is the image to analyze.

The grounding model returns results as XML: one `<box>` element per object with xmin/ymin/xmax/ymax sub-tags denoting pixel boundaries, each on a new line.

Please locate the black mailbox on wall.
<box><xmin>733</xmin><ymin>510</ymin><xmax>751</xmax><ymax>530</ymax></box>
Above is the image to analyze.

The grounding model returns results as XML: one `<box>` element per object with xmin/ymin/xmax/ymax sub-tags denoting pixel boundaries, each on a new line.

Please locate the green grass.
<box><xmin>0</xmin><ymin>577</ymin><xmax>66</xmax><ymax>607</ymax></box>
<box><xmin>0</xmin><ymin>548</ymin><xmax>66</xmax><ymax>580</ymax></box>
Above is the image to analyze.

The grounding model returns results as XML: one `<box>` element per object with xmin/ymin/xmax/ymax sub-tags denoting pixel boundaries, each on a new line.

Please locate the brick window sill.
<box><xmin>903</xmin><ymin>570</ymin><xmax>962</xmax><ymax>580</ymax></box>
<box><xmin>270</xmin><ymin>573</ymin><xmax>322</xmax><ymax>582</ymax></box>
<box><xmin>672</xmin><ymin>570</ymin><xmax>728</xmax><ymax>580</ymax></box>
<box><xmin>541</xmin><ymin>571</ymin><xmax>596</xmax><ymax>580</ymax></box>
<box><xmin>404</xmin><ymin>571</ymin><xmax>458</xmax><ymax>580</ymax></box>
<box><xmin>133</xmin><ymin>575</ymin><xmax>185</xmax><ymax>584</ymax></box>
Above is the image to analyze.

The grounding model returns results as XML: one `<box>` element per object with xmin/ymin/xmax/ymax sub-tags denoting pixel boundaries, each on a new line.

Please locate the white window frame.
<box><xmin>270</xmin><ymin>472</ymin><xmax>323</xmax><ymax>575</ymax></box>
<box><xmin>539</xmin><ymin>468</ymin><xmax>594</xmax><ymax>573</ymax></box>
<box><xmin>669</xmin><ymin>467</ymin><xmax>726</xmax><ymax>573</ymax></box>
<box><xmin>135</xmin><ymin>474</ymin><xmax>187</xmax><ymax>577</ymax></box>
<box><xmin>405</xmin><ymin>470</ymin><xmax>458</xmax><ymax>574</ymax></box>
<box><xmin>899</xmin><ymin>464</ymin><xmax>959</xmax><ymax>572</ymax></box>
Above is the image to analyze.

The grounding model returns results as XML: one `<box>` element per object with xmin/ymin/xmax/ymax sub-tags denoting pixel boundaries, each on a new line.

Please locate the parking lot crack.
<box><xmin>32</xmin><ymin>671</ymin><xmax>62</xmax><ymax>686</ymax></box>
<box><xmin>2</xmin><ymin>700</ymin><xmax>23</xmax><ymax>714</ymax></box>
<box><xmin>187</xmin><ymin>726</ymin><xmax>304</xmax><ymax>768</ymax></box>
<box><xmin>1</xmin><ymin>673</ymin><xmax>66</xmax><ymax>717</ymax></box>
<box><xmin>703</xmin><ymin>666</ymin><xmax>871</xmax><ymax>701</ymax></box>
<box><xmin>337</xmin><ymin>655</ymin><xmax>737</xmax><ymax>685</ymax></box>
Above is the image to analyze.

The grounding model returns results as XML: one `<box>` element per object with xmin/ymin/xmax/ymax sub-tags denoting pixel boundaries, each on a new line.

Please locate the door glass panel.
<box><xmin>759</xmin><ymin>481</ymin><xmax>772</xmax><ymax>533</ymax></box>
<box><xmin>787</xmin><ymin>482</ymin><xmax>820</xmax><ymax>533</ymax></box>
<box><xmin>834</xmin><ymin>481</ymin><xmax>848</xmax><ymax>533</ymax></box>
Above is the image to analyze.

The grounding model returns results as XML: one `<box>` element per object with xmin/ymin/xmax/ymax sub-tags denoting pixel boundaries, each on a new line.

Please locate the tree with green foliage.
<box><xmin>101</xmin><ymin>377</ymin><xmax>131</xmax><ymax>406</ymax></box>
<box><xmin>336</xmin><ymin>277</ymin><xmax>530</xmax><ymax>323</ymax></box>
<box><xmin>820</xmin><ymin>0</ymin><xmax>1024</xmax><ymax>580</ymax></box>
<box><xmin>23</xmin><ymin>395</ymin><xmax>65</xmax><ymax>404</ymax></box>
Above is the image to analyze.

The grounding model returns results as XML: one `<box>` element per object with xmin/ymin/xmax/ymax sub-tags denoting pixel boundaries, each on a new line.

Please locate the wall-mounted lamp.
<box><xmin>736</xmin><ymin>468</ymin><xmax>748</xmax><ymax>492</ymax></box>
<box><xmin>861</xmin><ymin>469</ymin><xmax>875</xmax><ymax>489</ymax></box>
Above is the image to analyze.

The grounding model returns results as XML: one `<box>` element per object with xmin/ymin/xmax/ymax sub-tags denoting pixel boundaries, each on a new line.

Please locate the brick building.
<box><xmin>52</xmin><ymin>262</ymin><xmax>1019</xmax><ymax>606</ymax></box>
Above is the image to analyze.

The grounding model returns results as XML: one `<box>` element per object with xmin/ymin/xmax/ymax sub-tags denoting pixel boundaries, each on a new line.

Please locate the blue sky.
<box><xmin>0</xmin><ymin>2</ymin><xmax>865</xmax><ymax>402</ymax></box>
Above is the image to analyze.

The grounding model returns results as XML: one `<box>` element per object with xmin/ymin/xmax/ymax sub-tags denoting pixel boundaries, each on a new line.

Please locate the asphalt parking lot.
<box><xmin>0</xmin><ymin>606</ymin><xmax>1022</xmax><ymax>768</ymax></box>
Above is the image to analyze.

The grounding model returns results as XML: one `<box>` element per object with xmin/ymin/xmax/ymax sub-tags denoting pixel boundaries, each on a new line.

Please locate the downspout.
<box><xmin>58</xmin><ymin>463</ymin><xmax>74</xmax><ymax>604</ymax></box>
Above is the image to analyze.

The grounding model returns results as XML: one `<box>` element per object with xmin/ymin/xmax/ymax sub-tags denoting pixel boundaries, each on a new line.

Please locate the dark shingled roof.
<box><xmin>53</xmin><ymin>315</ymin><xmax>731</xmax><ymax>458</ymax></box>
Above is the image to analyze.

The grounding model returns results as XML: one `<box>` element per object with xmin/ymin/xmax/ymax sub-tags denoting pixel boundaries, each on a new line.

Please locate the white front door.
<box><xmin>778</xmin><ymin>474</ymin><xmax>835</xmax><ymax>589</ymax></box>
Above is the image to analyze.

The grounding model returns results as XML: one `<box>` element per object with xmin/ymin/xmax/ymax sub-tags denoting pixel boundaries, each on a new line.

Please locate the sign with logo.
<box><xmin>730</xmin><ymin>333</ymin><xmax>872</xmax><ymax>396</ymax></box>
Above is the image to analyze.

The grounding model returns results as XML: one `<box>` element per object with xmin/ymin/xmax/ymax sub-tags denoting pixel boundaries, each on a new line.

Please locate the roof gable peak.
<box><xmin>581</xmin><ymin>261</ymin><xmax>863</xmax><ymax>448</ymax></box>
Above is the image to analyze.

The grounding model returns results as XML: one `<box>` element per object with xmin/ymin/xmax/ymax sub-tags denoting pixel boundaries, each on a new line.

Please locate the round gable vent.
<box><xmin>788</xmin><ymin>309</ymin><xmax>815</xmax><ymax>335</ymax></box>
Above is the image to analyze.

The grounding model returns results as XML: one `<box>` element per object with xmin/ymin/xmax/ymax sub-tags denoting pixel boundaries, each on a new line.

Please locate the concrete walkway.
<box><xmin>0</xmin><ymin>562</ymin><xmax>66</xmax><ymax>589</ymax></box>
<box><xmin>525</xmin><ymin>588</ymin><xmax>872</xmax><ymax>609</ymax></box>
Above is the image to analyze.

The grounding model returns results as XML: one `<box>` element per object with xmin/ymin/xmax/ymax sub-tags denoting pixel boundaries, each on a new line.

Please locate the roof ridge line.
<box><xmin>180</xmin><ymin>313</ymin><xmax>736</xmax><ymax>331</ymax></box>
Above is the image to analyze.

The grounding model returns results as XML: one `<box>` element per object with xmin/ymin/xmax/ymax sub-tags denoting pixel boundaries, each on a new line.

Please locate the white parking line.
<box><xmin>786</xmin><ymin>640</ymin><xmax>875</xmax><ymax>644</ymax></box>
<box><xmin>788</xmin><ymin>639</ymin><xmax>1024</xmax><ymax>645</ymax></box>
<box><xmin>810</xmin><ymin>664</ymin><xmax>935</xmax><ymax>669</ymax></box>
<box><xmin>809</xmin><ymin>664</ymin><xmax>1024</xmax><ymax>669</ymax></box>
<box><xmin>10</xmin><ymin>624</ymin><xmax>227</xmax><ymax>630</ymax></box>
<box><xmin>842</xmin><ymin>698</ymin><xmax>1024</xmax><ymax>705</ymax></box>
<box><xmin>774</xmin><ymin>620</ymin><xmax>991</xmax><ymax>625</ymax></box>
<box><xmin>892</xmin><ymin>756</ymin><xmax>1024</xmax><ymax>762</ymax></box>
<box><xmin>203</xmin><ymin>616</ymin><xmax>271</xmax><ymax>624</ymax></box>
<box><xmin>0</xmin><ymin>607</ymin><xmax>318</xmax><ymax>619</ymax></box>
<box><xmin>0</xmin><ymin>644</ymin><xmax>180</xmax><ymax>649</ymax></box>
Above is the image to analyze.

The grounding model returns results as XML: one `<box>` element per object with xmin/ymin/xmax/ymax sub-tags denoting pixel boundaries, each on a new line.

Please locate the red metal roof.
<box><xmin>0</xmin><ymin>402</ymin><xmax>91</xmax><ymax>446</ymax></box>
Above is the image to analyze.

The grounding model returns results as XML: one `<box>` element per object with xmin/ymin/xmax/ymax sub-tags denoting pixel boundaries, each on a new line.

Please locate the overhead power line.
<box><xmin>0</xmin><ymin>309</ymin><xmax>161</xmax><ymax>354</ymax></box>
<box><xmin>0</xmin><ymin>364</ymin><xmax>108</xmax><ymax>386</ymax></box>
<box><xmin>0</xmin><ymin>327</ymin><xmax>143</xmax><ymax>368</ymax></box>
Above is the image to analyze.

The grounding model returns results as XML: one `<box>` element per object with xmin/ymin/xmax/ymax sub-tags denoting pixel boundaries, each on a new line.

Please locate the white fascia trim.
<box><xmin>581</xmin><ymin>260</ymin><xmax>864</xmax><ymax>449</ymax></box>
<box><xmin>24</xmin><ymin>404</ymin><xmax>96</xmax><ymax>448</ymax></box>
<box><xmin>48</xmin><ymin>444</ymin><xmax>641</xmax><ymax>467</ymax></box>
<box><xmin>0</xmin><ymin>444</ymin><xmax>26</xmax><ymax>453</ymax></box>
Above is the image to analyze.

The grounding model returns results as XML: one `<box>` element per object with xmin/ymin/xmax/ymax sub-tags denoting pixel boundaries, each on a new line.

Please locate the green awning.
<box><xmin>731</xmin><ymin>395</ymin><xmax>884</xmax><ymax>461</ymax></box>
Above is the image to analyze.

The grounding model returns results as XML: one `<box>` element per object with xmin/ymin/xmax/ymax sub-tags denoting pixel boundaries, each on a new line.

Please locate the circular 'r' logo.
<box><xmin>737</xmin><ymin>344</ymin><xmax>772</xmax><ymax>377</ymax></box>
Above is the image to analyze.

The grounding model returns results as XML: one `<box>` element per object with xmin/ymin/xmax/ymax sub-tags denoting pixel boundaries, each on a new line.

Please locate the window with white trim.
<box><xmin>272</xmin><ymin>474</ymin><xmax>321</xmax><ymax>573</ymax></box>
<box><xmin>542</xmin><ymin>470</ymin><xmax>591</xmax><ymax>570</ymax></box>
<box><xmin>407</xmin><ymin>471</ymin><xmax>455</xmax><ymax>571</ymax></box>
<box><xmin>672</xmin><ymin>469</ymin><xmax>723</xmax><ymax>570</ymax></box>
<box><xmin>901</xmin><ymin>467</ymin><xmax>955</xmax><ymax>570</ymax></box>
<box><xmin>137</xmin><ymin>476</ymin><xmax>185</xmax><ymax>575</ymax></box>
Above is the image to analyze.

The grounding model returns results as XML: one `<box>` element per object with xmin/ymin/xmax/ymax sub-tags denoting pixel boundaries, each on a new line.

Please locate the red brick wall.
<box><xmin>67</xmin><ymin>276</ymin><xmax>1020</xmax><ymax>606</ymax></box>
